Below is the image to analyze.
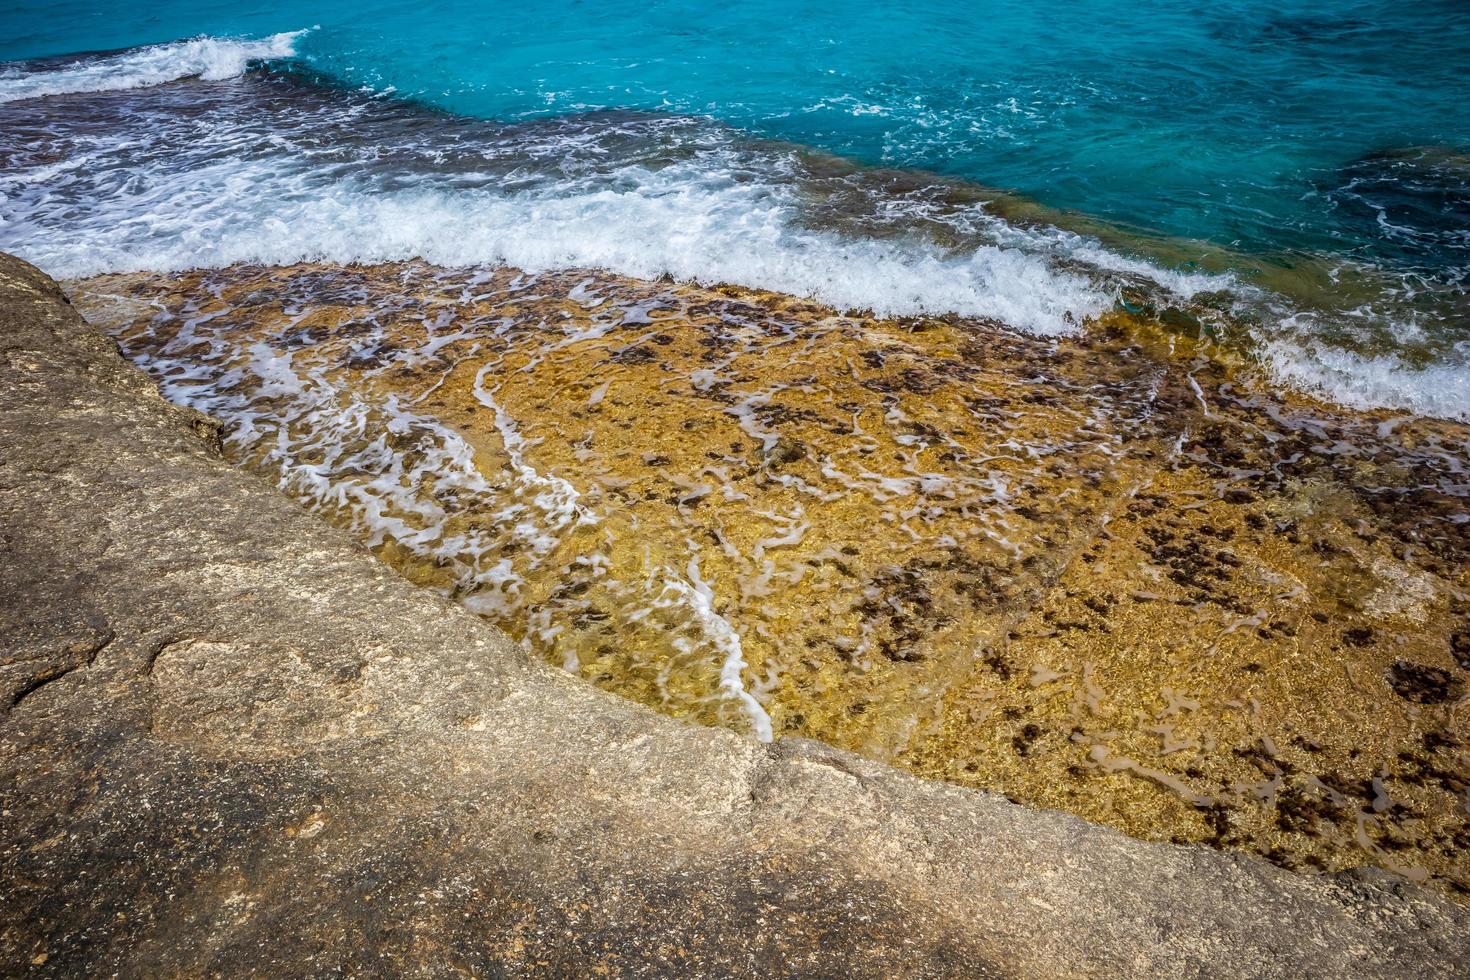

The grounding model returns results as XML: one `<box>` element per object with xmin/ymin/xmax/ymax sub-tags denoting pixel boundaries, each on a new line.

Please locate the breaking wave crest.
<box><xmin>14</xmin><ymin>174</ymin><xmax>1118</xmax><ymax>335</ymax></box>
<box><xmin>0</xmin><ymin>31</ymin><xmax>304</xmax><ymax>104</ymax></box>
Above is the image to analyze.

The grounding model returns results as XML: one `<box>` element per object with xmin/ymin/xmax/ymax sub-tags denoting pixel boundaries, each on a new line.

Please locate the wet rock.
<box><xmin>1451</xmin><ymin>631</ymin><xmax>1470</xmax><ymax>671</ymax></box>
<box><xmin>608</xmin><ymin>343</ymin><xmax>657</xmax><ymax>364</ymax></box>
<box><xmin>1012</xmin><ymin>723</ymin><xmax>1043</xmax><ymax>757</ymax></box>
<box><xmin>763</xmin><ymin>436</ymin><xmax>807</xmax><ymax>467</ymax></box>
<box><xmin>1386</xmin><ymin>660</ymin><xmax>1463</xmax><ymax>704</ymax></box>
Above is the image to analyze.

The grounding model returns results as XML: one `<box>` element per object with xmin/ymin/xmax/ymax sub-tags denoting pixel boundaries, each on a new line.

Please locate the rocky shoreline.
<box><xmin>71</xmin><ymin>259</ymin><xmax>1470</xmax><ymax>893</ymax></box>
<box><xmin>3</xmin><ymin>251</ymin><xmax>1469</xmax><ymax>976</ymax></box>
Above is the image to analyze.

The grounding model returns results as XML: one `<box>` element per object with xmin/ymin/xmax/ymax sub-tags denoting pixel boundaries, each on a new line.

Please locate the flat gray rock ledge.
<box><xmin>1</xmin><ymin>252</ymin><xmax>1465</xmax><ymax>978</ymax></box>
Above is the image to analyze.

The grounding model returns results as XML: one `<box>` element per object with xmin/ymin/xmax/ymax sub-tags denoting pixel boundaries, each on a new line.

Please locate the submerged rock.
<box><xmin>1387</xmin><ymin>660</ymin><xmax>1463</xmax><ymax>705</ymax></box>
<box><xmin>68</xmin><ymin>258</ymin><xmax>1470</xmax><ymax>895</ymax></box>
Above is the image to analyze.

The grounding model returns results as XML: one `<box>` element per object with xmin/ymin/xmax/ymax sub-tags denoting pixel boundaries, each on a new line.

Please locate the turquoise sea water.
<box><xmin>2</xmin><ymin>1</ymin><xmax>1468</xmax><ymax>415</ymax></box>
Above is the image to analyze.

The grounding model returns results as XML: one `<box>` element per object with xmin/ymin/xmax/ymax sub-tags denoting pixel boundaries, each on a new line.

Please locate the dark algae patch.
<box><xmin>1387</xmin><ymin>661</ymin><xmax>1463</xmax><ymax>704</ymax></box>
<box><xmin>75</xmin><ymin>261</ymin><xmax>1470</xmax><ymax>896</ymax></box>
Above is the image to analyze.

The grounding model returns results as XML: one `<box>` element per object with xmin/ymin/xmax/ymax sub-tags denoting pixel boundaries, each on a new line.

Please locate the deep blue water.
<box><xmin>2</xmin><ymin>1</ymin><xmax>1468</xmax><ymax>415</ymax></box>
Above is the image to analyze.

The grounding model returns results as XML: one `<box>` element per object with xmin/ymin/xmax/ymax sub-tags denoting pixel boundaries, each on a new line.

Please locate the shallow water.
<box><xmin>2</xmin><ymin>5</ymin><xmax>1469</xmax><ymax>417</ymax></box>
<box><xmin>73</xmin><ymin>262</ymin><xmax>1470</xmax><ymax>894</ymax></box>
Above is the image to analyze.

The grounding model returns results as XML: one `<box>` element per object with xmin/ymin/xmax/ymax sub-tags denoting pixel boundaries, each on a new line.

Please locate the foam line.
<box><xmin>0</xmin><ymin>32</ymin><xmax>305</xmax><ymax>104</ymax></box>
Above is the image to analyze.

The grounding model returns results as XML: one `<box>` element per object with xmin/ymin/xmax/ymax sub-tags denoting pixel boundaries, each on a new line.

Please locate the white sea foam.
<box><xmin>653</xmin><ymin>558</ymin><xmax>774</xmax><ymax>741</ymax></box>
<box><xmin>1260</xmin><ymin>335</ymin><xmax>1470</xmax><ymax>422</ymax></box>
<box><xmin>0</xmin><ymin>31</ymin><xmax>304</xmax><ymax>104</ymax></box>
<box><xmin>8</xmin><ymin>163</ymin><xmax>1111</xmax><ymax>335</ymax></box>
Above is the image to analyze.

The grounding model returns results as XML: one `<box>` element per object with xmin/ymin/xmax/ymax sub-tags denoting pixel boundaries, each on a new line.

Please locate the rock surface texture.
<box><xmin>1</xmin><ymin>251</ymin><xmax>1467</xmax><ymax>977</ymax></box>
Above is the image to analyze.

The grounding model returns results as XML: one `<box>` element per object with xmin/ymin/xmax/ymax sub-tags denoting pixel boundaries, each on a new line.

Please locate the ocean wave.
<box><xmin>0</xmin><ymin>96</ymin><xmax>1116</xmax><ymax>333</ymax></box>
<box><xmin>2</xmin><ymin>57</ymin><xmax>1467</xmax><ymax>420</ymax></box>
<box><xmin>0</xmin><ymin>31</ymin><xmax>304</xmax><ymax>104</ymax></box>
<box><xmin>1261</xmin><ymin>335</ymin><xmax>1470</xmax><ymax>422</ymax></box>
<box><xmin>38</xmin><ymin>173</ymin><xmax>1112</xmax><ymax>333</ymax></box>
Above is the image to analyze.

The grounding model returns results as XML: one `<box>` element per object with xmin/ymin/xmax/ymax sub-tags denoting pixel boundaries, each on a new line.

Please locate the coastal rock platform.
<box><xmin>2</xmin><ymin>251</ymin><xmax>1468</xmax><ymax>977</ymax></box>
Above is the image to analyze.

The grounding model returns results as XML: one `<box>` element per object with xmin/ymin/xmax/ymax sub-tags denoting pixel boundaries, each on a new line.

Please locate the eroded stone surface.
<box><xmin>3</xmin><ymin>252</ymin><xmax>1469</xmax><ymax>977</ymax></box>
